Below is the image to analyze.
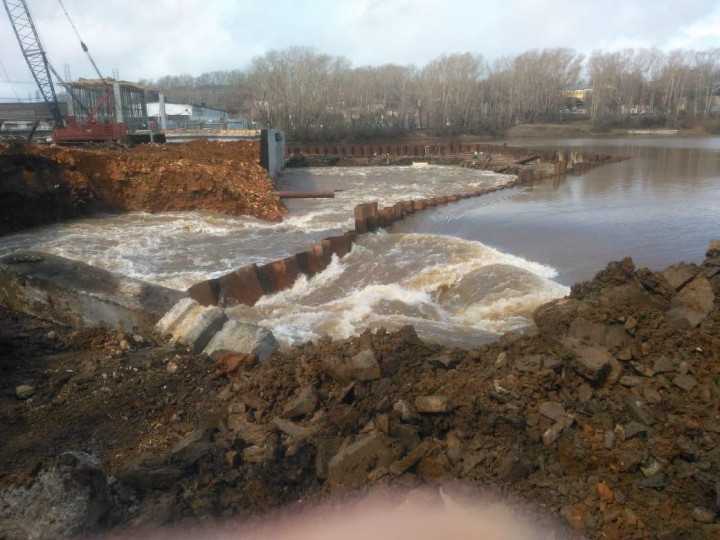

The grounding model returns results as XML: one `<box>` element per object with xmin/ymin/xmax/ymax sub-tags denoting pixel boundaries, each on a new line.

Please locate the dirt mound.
<box><xmin>1</xmin><ymin>242</ymin><xmax>719</xmax><ymax>538</ymax></box>
<box><xmin>0</xmin><ymin>140</ymin><xmax>285</xmax><ymax>236</ymax></box>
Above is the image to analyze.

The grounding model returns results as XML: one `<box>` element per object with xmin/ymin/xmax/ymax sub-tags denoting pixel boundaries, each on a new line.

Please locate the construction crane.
<box><xmin>2</xmin><ymin>0</ymin><xmax>128</xmax><ymax>143</ymax></box>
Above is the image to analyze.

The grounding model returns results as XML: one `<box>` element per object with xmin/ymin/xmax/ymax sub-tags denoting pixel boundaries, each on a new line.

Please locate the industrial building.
<box><xmin>0</xmin><ymin>79</ymin><xmax>158</xmax><ymax>141</ymax></box>
<box><xmin>146</xmin><ymin>101</ymin><xmax>250</xmax><ymax>129</ymax></box>
<box><xmin>64</xmin><ymin>79</ymin><xmax>152</xmax><ymax>133</ymax></box>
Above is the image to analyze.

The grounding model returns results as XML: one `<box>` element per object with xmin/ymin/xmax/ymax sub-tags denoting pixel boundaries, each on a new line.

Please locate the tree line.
<box><xmin>140</xmin><ymin>47</ymin><xmax>720</xmax><ymax>140</ymax></box>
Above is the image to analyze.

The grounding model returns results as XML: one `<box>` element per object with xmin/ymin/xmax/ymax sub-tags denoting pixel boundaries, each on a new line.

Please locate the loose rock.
<box><xmin>414</xmin><ymin>395</ymin><xmax>451</xmax><ymax>414</ymax></box>
<box><xmin>323</xmin><ymin>349</ymin><xmax>381</xmax><ymax>382</ymax></box>
<box><xmin>673</xmin><ymin>374</ymin><xmax>698</xmax><ymax>392</ymax></box>
<box><xmin>15</xmin><ymin>384</ymin><xmax>35</xmax><ymax>400</ymax></box>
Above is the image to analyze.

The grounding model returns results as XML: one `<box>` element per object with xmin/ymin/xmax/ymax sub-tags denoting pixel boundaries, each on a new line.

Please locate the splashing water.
<box><xmin>0</xmin><ymin>165</ymin><xmax>569</xmax><ymax>347</ymax></box>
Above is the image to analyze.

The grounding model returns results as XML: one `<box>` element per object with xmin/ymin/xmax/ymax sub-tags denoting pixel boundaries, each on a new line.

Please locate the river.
<box><xmin>2</xmin><ymin>136</ymin><xmax>718</xmax><ymax>348</ymax></box>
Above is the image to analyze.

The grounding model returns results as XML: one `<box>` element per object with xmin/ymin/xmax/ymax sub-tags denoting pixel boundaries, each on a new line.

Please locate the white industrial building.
<box><xmin>146</xmin><ymin>101</ymin><xmax>234</xmax><ymax>128</ymax></box>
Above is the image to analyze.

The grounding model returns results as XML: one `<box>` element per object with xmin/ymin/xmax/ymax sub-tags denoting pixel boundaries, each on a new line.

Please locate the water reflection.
<box><xmin>397</xmin><ymin>137</ymin><xmax>720</xmax><ymax>285</ymax></box>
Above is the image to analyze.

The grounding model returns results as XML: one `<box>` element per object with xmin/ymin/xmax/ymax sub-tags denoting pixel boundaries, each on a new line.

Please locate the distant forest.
<box><xmin>140</xmin><ymin>47</ymin><xmax>720</xmax><ymax>140</ymax></box>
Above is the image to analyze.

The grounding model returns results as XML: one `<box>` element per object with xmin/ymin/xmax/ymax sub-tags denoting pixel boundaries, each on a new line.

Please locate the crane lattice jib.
<box><xmin>2</xmin><ymin>0</ymin><xmax>64</xmax><ymax>125</ymax></box>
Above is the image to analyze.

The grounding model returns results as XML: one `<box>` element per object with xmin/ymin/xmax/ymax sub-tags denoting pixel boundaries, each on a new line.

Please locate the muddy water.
<box><xmin>0</xmin><ymin>166</ymin><xmax>509</xmax><ymax>290</ymax></box>
<box><xmin>396</xmin><ymin>136</ymin><xmax>720</xmax><ymax>286</ymax></box>
<box><xmin>2</xmin><ymin>165</ymin><xmax>547</xmax><ymax>347</ymax></box>
<box><xmin>3</xmin><ymin>137</ymin><xmax>716</xmax><ymax>348</ymax></box>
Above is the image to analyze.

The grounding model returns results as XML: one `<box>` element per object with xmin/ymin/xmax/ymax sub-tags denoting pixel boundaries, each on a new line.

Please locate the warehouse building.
<box><xmin>146</xmin><ymin>101</ymin><xmax>250</xmax><ymax>129</ymax></box>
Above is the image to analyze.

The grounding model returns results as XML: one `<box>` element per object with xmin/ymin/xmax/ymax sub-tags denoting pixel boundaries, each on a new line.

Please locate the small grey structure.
<box><xmin>260</xmin><ymin>128</ymin><xmax>285</xmax><ymax>178</ymax></box>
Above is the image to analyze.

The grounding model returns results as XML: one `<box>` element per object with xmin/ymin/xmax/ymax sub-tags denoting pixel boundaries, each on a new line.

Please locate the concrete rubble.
<box><xmin>155</xmin><ymin>298</ymin><xmax>278</xmax><ymax>360</ymax></box>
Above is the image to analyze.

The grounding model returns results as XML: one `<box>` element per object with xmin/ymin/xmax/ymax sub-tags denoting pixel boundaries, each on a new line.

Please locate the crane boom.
<box><xmin>2</xmin><ymin>0</ymin><xmax>64</xmax><ymax>126</ymax></box>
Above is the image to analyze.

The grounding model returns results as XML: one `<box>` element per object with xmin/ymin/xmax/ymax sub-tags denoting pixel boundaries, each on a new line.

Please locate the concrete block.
<box><xmin>156</xmin><ymin>297</ymin><xmax>199</xmax><ymax>336</ymax></box>
<box><xmin>217</xmin><ymin>264</ymin><xmax>265</xmax><ymax>307</ymax></box>
<box><xmin>0</xmin><ymin>251</ymin><xmax>184</xmax><ymax>332</ymax></box>
<box><xmin>204</xmin><ymin>320</ymin><xmax>278</xmax><ymax>361</ymax></box>
<box><xmin>170</xmin><ymin>305</ymin><xmax>227</xmax><ymax>353</ymax></box>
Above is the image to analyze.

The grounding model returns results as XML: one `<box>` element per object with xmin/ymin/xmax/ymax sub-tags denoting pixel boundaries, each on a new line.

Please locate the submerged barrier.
<box><xmin>187</xmin><ymin>183</ymin><xmax>522</xmax><ymax>307</ymax></box>
<box><xmin>188</xmin><ymin>150</ymin><xmax>622</xmax><ymax>307</ymax></box>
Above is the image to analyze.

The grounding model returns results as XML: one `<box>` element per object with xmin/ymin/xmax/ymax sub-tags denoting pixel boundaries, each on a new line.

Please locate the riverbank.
<box><xmin>1</xmin><ymin>241</ymin><xmax>718</xmax><ymax>539</ymax></box>
<box><xmin>505</xmin><ymin>121</ymin><xmax>716</xmax><ymax>139</ymax></box>
<box><xmin>0</xmin><ymin>140</ymin><xmax>285</xmax><ymax>236</ymax></box>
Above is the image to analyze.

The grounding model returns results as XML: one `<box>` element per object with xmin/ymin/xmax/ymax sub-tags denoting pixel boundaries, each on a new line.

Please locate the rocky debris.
<box><xmin>662</xmin><ymin>263</ymin><xmax>700</xmax><ymax>290</ymax></box>
<box><xmin>533</xmin><ymin>298</ymin><xmax>580</xmax><ymax>335</ymax></box>
<box><xmin>156</xmin><ymin>299</ymin><xmax>278</xmax><ymax>360</ymax></box>
<box><xmin>0</xmin><ymin>452</ymin><xmax>110</xmax><ymax>540</ymax></box>
<box><xmin>673</xmin><ymin>373</ymin><xmax>698</xmax><ymax>391</ymax></box>
<box><xmin>155</xmin><ymin>297</ymin><xmax>197</xmax><ymax>336</ymax></box>
<box><xmin>272</xmin><ymin>417</ymin><xmax>318</xmax><ymax>440</ymax></box>
<box><xmin>327</xmin><ymin>432</ymin><xmax>402</xmax><ymax>488</ymax></box>
<box><xmin>667</xmin><ymin>275</ymin><xmax>715</xmax><ymax>327</ymax></box>
<box><xmin>542</xmin><ymin>416</ymin><xmax>574</xmax><ymax>446</ymax></box>
<box><xmin>322</xmin><ymin>349</ymin><xmax>381</xmax><ymax>382</ymax></box>
<box><xmin>414</xmin><ymin>395</ymin><xmax>451</xmax><ymax>414</ymax></box>
<box><xmin>393</xmin><ymin>399</ymin><xmax>418</xmax><ymax>421</ymax></box>
<box><xmin>707</xmin><ymin>240</ymin><xmax>720</xmax><ymax>257</ymax></box>
<box><xmin>563</xmin><ymin>339</ymin><xmax>612</xmax><ymax>383</ymax></box>
<box><xmin>203</xmin><ymin>320</ymin><xmax>278</xmax><ymax>361</ymax></box>
<box><xmin>692</xmin><ymin>507</ymin><xmax>717</xmax><ymax>523</ymax></box>
<box><xmin>652</xmin><ymin>356</ymin><xmax>676</xmax><ymax>374</ymax></box>
<box><xmin>283</xmin><ymin>386</ymin><xmax>318</xmax><ymax>418</ymax></box>
<box><xmin>14</xmin><ymin>384</ymin><xmax>34</xmax><ymax>400</ymax></box>
<box><xmin>3</xmin><ymin>243</ymin><xmax>720</xmax><ymax>539</ymax></box>
<box><xmin>538</xmin><ymin>401</ymin><xmax>567</xmax><ymax>422</ymax></box>
<box><xmin>168</xmin><ymin>304</ymin><xmax>227</xmax><ymax>354</ymax></box>
<box><xmin>0</xmin><ymin>140</ymin><xmax>285</xmax><ymax>236</ymax></box>
<box><xmin>428</xmin><ymin>352</ymin><xmax>460</xmax><ymax>369</ymax></box>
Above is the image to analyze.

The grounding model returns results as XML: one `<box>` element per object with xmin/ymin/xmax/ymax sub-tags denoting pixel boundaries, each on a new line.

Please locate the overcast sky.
<box><xmin>1</xmin><ymin>0</ymin><xmax>719</xmax><ymax>100</ymax></box>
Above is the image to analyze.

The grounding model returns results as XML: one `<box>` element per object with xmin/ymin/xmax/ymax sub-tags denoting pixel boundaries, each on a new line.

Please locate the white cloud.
<box><xmin>0</xmin><ymin>0</ymin><xmax>718</xmax><ymax>99</ymax></box>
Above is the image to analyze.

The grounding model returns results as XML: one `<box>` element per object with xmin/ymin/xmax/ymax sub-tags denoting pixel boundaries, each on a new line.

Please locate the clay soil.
<box><xmin>2</xmin><ymin>245</ymin><xmax>720</xmax><ymax>539</ymax></box>
<box><xmin>0</xmin><ymin>140</ymin><xmax>285</xmax><ymax>236</ymax></box>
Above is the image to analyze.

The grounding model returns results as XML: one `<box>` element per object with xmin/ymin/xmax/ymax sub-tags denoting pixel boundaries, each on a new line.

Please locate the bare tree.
<box><xmin>144</xmin><ymin>46</ymin><xmax>720</xmax><ymax>138</ymax></box>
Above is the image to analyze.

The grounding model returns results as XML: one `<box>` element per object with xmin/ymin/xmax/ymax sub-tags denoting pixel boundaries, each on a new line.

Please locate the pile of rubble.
<box><xmin>1</xmin><ymin>242</ymin><xmax>719</xmax><ymax>539</ymax></box>
<box><xmin>0</xmin><ymin>140</ymin><xmax>285</xmax><ymax>235</ymax></box>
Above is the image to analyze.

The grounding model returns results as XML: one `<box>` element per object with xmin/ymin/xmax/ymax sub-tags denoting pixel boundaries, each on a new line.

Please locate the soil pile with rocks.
<box><xmin>0</xmin><ymin>140</ymin><xmax>285</xmax><ymax>235</ymax></box>
<box><xmin>1</xmin><ymin>241</ymin><xmax>719</xmax><ymax>539</ymax></box>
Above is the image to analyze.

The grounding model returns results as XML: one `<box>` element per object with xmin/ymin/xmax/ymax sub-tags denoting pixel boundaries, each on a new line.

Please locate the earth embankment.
<box><xmin>0</xmin><ymin>140</ymin><xmax>285</xmax><ymax>236</ymax></box>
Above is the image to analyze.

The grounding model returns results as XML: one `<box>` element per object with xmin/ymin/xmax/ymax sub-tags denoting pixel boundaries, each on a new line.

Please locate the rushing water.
<box><xmin>2</xmin><ymin>137</ymin><xmax>718</xmax><ymax>348</ymax></box>
<box><xmin>0</xmin><ymin>166</ymin><xmax>510</xmax><ymax>290</ymax></box>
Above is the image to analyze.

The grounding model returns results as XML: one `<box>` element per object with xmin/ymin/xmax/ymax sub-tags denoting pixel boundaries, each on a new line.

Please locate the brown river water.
<box><xmin>2</xmin><ymin>136</ymin><xmax>719</xmax><ymax>348</ymax></box>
